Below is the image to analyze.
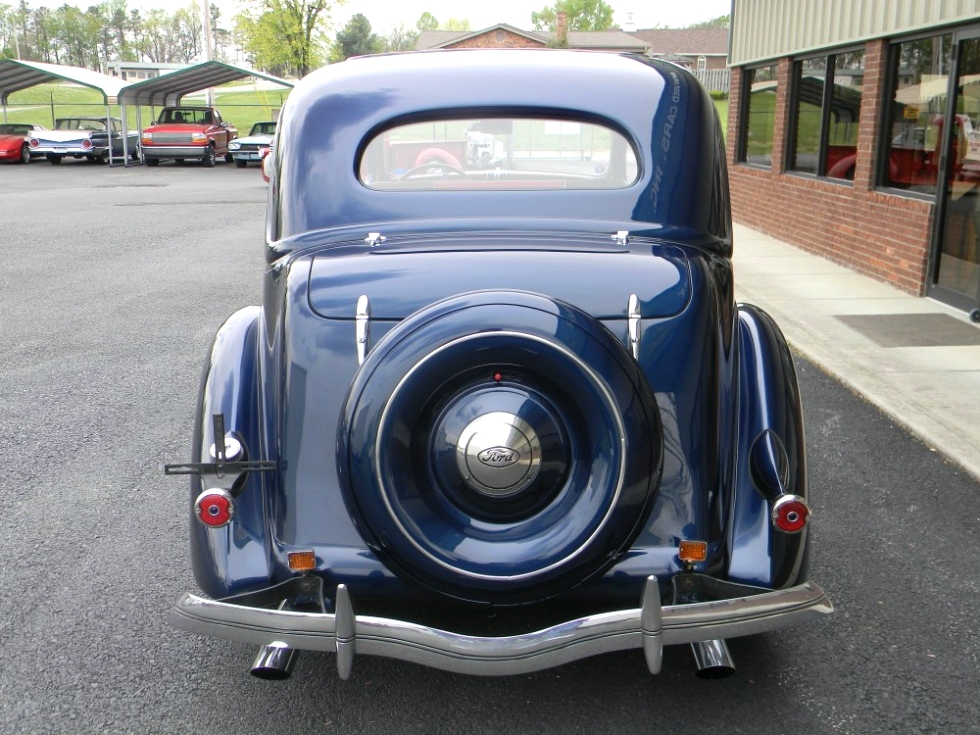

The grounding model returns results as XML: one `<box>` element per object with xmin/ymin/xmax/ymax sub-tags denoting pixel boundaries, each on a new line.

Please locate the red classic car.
<box><xmin>0</xmin><ymin>123</ymin><xmax>46</xmax><ymax>164</ymax></box>
<box><xmin>140</xmin><ymin>106</ymin><xmax>238</xmax><ymax>167</ymax></box>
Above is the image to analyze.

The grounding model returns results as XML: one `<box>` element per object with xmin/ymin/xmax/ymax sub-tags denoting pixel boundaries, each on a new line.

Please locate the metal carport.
<box><xmin>117</xmin><ymin>61</ymin><xmax>293</xmax><ymax>166</ymax></box>
<box><xmin>0</xmin><ymin>58</ymin><xmax>130</xmax><ymax>165</ymax></box>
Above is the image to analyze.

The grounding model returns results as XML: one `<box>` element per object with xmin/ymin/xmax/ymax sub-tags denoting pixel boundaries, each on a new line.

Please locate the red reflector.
<box><xmin>772</xmin><ymin>495</ymin><xmax>810</xmax><ymax>533</ymax></box>
<box><xmin>194</xmin><ymin>489</ymin><xmax>235</xmax><ymax>528</ymax></box>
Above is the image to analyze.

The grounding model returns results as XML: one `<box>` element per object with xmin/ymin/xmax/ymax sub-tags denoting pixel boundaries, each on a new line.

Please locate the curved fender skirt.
<box><xmin>170</xmin><ymin>578</ymin><xmax>832</xmax><ymax>676</ymax></box>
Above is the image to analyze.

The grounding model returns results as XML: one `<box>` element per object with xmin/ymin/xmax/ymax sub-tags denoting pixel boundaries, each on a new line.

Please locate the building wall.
<box><xmin>726</xmin><ymin>39</ymin><xmax>933</xmax><ymax>294</ymax></box>
<box><xmin>731</xmin><ymin>0</ymin><xmax>980</xmax><ymax>65</ymax></box>
<box><xmin>445</xmin><ymin>30</ymin><xmax>546</xmax><ymax>49</ymax></box>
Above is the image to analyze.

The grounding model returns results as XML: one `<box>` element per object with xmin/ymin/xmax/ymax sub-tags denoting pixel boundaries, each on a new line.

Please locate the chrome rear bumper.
<box><xmin>170</xmin><ymin>577</ymin><xmax>832</xmax><ymax>676</ymax></box>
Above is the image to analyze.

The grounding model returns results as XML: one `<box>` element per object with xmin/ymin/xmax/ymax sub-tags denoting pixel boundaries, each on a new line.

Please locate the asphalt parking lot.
<box><xmin>1</xmin><ymin>161</ymin><xmax>979</xmax><ymax>735</ymax></box>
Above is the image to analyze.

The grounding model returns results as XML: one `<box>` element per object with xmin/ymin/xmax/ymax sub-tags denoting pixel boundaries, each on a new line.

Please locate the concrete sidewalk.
<box><xmin>732</xmin><ymin>222</ymin><xmax>980</xmax><ymax>482</ymax></box>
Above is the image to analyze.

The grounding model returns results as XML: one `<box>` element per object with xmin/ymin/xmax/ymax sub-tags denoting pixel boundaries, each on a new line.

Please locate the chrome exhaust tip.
<box><xmin>690</xmin><ymin>639</ymin><xmax>735</xmax><ymax>679</ymax></box>
<box><xmin>250</xmin><ymin>641</ymin><xmax>299</xmax><ymax>680</ymax></box>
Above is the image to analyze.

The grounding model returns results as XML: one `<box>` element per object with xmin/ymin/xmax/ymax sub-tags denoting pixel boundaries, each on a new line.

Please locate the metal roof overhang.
<box><xmin>118</xmin><ymin>60</ymin><xmax>293</xmax><ymax>107</ymax></box>
<box><xmin>0</xmin><ymin>58</ymin><xmax>127</xmax><ymax>105</ymax></box>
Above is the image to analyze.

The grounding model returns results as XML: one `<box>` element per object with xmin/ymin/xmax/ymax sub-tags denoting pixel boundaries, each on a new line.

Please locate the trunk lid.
<box><xmin>308</xmin><ymin>238</ymin><xmax>691</xmax><ymax>320</ymax></box>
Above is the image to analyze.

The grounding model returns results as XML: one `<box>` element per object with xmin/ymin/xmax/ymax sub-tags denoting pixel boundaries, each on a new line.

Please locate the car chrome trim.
<box><xmin>355</xmin><ymin>294</ymin><xmax>370</xmax><ymax>365</ymax></box>
<box><xmin>627</xmin><ymin>293</ymin><xmax>641</xmax><ymax>360</ymax></box>
<box><xmin>209</xmin><ymin>433</ymin><xmax>243</xmax><ymax>462</ymax></box>
<box><xmin>376</xmin><ymin>330</ymin><xmax>629</xmax><ymax>582</ymax></box>
<box><xmin>170</xmin><ymin>579</ymin><xmax>831</xmax><ymax>676</ymax></box>
<box><xmin>612</xmin><ymin>230</ymin><xmax>630</xmax><ymax>246</ymax></box>
<box><xmin>364</xmin><ymin>232</ymin><xmax>386</xmax><ymax>247</ymax></box>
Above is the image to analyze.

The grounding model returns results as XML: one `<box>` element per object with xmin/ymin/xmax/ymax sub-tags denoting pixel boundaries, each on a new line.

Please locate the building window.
<box><xmin>697</xmin><ymin>56</ymin><xmax>707</xmax><ymax>72</ymax></box>
<box><xmin>880</xmin><ymin>34</ymin><xmax>953</xmax><ymax>194</ymax></box>
<box><xmin>788</xmin><ymin>49</ymin><xmax>864</xmax><ymax>180</ymax></box>
<box><xmin>740</xmin><ymin>64</ymin><xmax>778</xmax><ymax>167</ymax></box>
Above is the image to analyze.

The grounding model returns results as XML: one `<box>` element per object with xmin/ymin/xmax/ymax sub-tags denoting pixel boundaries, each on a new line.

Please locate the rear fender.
<box><xmin>727</xmin><ymin>304</ymin><xmax>808</xmax><ymax>588</ymax></box>
<box><xmin>189</xmin><ymin>306</ymin><xmax>274</xmax><ymax>598</ymax></box>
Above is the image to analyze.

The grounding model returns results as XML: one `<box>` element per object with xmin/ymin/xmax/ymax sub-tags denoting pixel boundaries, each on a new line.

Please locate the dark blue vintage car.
<box><xmin>166</xmin><ymin>49</ymin><xmax>832</xmax><ymax>680</ymax></box>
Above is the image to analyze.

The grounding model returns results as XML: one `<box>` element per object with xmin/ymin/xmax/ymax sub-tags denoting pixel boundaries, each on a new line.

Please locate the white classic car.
<box><xmin>228</xmin><ymin>121</ymin><xmax>277</xmax><ymax>168</ymax></box>
<box><xmin>29</xmin><ymin>117</ymin><xmax>140</xmax><ymax>164</ymax></box>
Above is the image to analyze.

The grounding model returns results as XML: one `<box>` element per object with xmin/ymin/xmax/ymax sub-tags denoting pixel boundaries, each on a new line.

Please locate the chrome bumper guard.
<box><xmin>170</xmin><ymin>576</ymin><xmax>832</xmax><ymax>677</ymax></box>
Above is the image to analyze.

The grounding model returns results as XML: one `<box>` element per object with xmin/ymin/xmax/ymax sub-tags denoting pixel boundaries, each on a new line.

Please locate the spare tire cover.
<box><xmin>337</xmin><ymin>290</ymin><xmax>663</xmax><ymax>603</ymax></box>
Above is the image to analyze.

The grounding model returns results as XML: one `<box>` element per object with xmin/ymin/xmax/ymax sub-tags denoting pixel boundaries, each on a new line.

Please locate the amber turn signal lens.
<box><xmin>678</xmin><ymin>540</ymin><xmax>708</xmax><ymax>563</ymax></box>
<box><xmin>288</xmin><ymin>550</ymin><xmax>317</xmax><ymax>572</ymax></box>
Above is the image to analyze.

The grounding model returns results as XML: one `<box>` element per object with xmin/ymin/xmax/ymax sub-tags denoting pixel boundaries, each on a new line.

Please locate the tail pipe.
<box><xmin>690</xmin><ymin>639</ymin><xmax>735</xmax><ymax>679</ymax></box>
<box><xmin>250</xmin><ymin>641</ymin><xmax>299</xmax><ymax>680</ymax></box>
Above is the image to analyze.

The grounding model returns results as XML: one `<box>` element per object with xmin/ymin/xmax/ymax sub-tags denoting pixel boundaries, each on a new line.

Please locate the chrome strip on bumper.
<box><xmin>170</xmin><ymin>579</ymin><xmax>832</xmax><ymax>676</ymax></box>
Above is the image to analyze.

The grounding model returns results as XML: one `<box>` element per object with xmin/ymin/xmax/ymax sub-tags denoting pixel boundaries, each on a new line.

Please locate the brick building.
<box><xmin>631</xmin><ymin>29</ymin><xmax>729</xmax><ymax>71</ymax></box>
<box><xmin>415</xmin><ymin>24</ymin><xmax>648</xmax><ymax>53</ymax></box>
<box><xmin>728</xmin><ymin>0</ymin><xmax>980</xmax><ymax>316</ymax></box>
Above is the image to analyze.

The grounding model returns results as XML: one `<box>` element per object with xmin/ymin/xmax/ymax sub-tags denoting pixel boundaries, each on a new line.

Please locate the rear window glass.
<box><xmin>359</xmin><ymin>117</ymin><xmax>639</xmax><ymax>191</ymax></box>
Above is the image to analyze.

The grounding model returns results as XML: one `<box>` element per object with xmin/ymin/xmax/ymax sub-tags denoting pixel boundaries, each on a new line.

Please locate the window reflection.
<box><xmin>742</xmin><ymin>65</ymin><xmax>777</xmax><ymax>167</ymax></box>
<box><xmin>788</xmin><ymin>51</ymin><xmax>864</xmax><ymax>180</ymax></box>
<box><xmin>789</xmin><ymin>59</ymin><xmax>826</xmax><ymax>175</ymax></box>
<box><xmin>936</xmin><ymin>36</ymin><xmax>980</xmax><ymax>302</ymax></box>
<box><xmin>882</xmin><ymin>35</ymin><xmax>953</xmax><ymax>193</ymax></box>
<box><xmin>827</xmin><ymin>52</ymin><xmax>865</xmax><ymax>180</ymax></box>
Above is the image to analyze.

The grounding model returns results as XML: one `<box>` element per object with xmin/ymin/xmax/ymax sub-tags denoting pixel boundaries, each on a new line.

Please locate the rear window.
<box><xmin>359</xmin><ymin>117</ymin><xmax>639</xmax><ymax>191</ymax></box>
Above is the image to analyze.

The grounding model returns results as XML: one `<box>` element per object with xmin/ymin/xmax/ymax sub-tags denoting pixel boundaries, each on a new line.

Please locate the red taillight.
<box><xmin>82</xmin><ymin>139</ymin><xmax>92</xmax><ymax>150</ymax></box>
<box><xmin>771</xmin><ymin>495</ymin><xmax>810</xmax><ymax>533</ymax></box>
<box><xmin>29</xmin><ymin>139</ymin><xmax>38</xmax><ymax>148</ymax></box>
<box><xmin>194</xmin><ymin>489</ymin><xmax>235</xmax><ymax>528</ymax></box>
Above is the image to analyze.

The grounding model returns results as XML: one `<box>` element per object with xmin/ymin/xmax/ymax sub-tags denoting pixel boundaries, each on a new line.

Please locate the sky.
<box><xmin>111</xmin><ymin>0</ymin><xmax>733</xmax><ymax>36</ymax></box>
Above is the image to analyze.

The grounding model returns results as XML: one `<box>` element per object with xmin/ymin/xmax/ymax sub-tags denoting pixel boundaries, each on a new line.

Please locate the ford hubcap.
<box><xmin>455</xmin><ymin>412</ymin><xmax>541</xmax><ymax>497</ymax></box>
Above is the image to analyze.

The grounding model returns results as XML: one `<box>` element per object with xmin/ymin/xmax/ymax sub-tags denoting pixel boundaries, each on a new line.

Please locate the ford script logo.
<box><xmin>477</xmin><ymin>447</ymin><xmax>520</xmax><ymax>468</ymax></box>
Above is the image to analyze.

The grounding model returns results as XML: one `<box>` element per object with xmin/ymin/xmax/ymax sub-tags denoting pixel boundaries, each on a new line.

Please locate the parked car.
<box><xmin>229</xmin><ymin>121</ymin><xmax>276</xmax><ymax>168</ymax></box>
<box><xmin>827</xmin><ymin>114</ymin><xmax>979</xmax><ymax>188</ymax></box>
<box><xmin>166</xmin><ymin>49</ymin><xmax>832</xmax><ymax>682</ymax></box>
<box><xmin>140</xmin><ymin>106</ymin><xmax>238</xmax><ymax>167</ymax></box>
<box><xmin>28</xmin><ymin>117</ymin><xmax>138</xmax><ymax>164</ymax></box>
<box><xmin>0</xmin><ymin>123</ymin><xmax>46</xmax><ymax>163</ymax></box>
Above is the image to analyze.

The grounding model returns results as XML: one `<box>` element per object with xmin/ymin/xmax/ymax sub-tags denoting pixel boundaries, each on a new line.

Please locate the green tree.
<box><xmin>51</xmin><ymin>4</ymin><xmax>102</xmax><ymax>67</ymax></box>
<box><xmin>686</xmin><ymin>14</ymin><xmax>729</xmax><ymax>30</ymax></box>
<box><xmin>379</xmin><ymin>21</ymin><xmax>417</xmax><ymax>52</ymax></box>
<box><xmin>170</xmin><ymin>2</ymin><xmax>202</xmax><ymax>63</ymax></box>
<box><xmin>236</xmin><ymin>0</ymin><xmax>339</xmax><ymax>77</ymax></box>
<box><xmin>531</xmin><ymin>0</ymin><xmax>613</xmax><ymax>32</ymax></box>
<box><xmin>415</xmin><ymin>12</ymin><xmax>437</xmax><ymax>31</ymax></box>
<box><xmin>104</xmin><ymin>0</ymin><xmax>134</xmax><ymax>62</ymax></box>
<box><xmin>442</xmin><ymin>18</ymin><xmax>470</xmax><ymax>31</ymax></box>
<box><xmin>329</xmin><ymin>12</ymin><xmax>378</xmax><ymax>62</ymax></box>
<box><xmin>0</xmin><ymin>2</ymin><xmax>17</xmax><ymax>58</ymax></box>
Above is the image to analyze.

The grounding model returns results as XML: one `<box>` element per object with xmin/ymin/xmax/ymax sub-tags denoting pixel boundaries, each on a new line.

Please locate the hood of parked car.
<box><xmin>143</xmin><ymin>122</ymin><xmax>213</xmax><ymax>133</ymax></box>
<box><xmin>31</xmin><ymin>129</ymin><xmax>105</xmax><ymax>142</ymax></box>
<box><xmin>232</xmin><ymin>134</ymin><xmax>273</xmax><ymax>147</ymax></box>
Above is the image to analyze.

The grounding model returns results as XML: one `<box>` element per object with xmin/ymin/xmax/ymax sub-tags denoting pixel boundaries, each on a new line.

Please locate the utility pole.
<box><xmin>203</xmin><ymin>1</ymin><xmax>214</xmax><ymax>106</ymax></box>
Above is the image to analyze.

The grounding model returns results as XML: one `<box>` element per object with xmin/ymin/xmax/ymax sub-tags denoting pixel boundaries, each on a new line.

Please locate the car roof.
<box><xmin>273</xmin><ymin>49</ymin><xmax>727</xmax><ymax>245</ymax></box>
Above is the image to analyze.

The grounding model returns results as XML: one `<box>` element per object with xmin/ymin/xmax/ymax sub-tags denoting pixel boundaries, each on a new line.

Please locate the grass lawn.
<box><xmin>713</xmin><ymin>99</ymin><xmax>729</xmax><ymax>139</ymax></box>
